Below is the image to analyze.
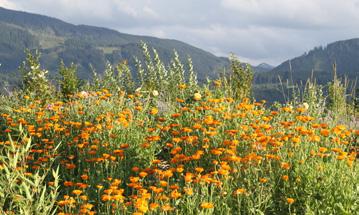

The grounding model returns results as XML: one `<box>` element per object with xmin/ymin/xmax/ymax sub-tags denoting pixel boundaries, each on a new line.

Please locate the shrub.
<box><xmin>58</xmin><ymin>61</ymin><xmax>81</xmax><ymax>99</ymax></box>
<box><xmin>20</xmin><ymin>49</ymin><xmax>53</xmax><ymax>99</ymax></box>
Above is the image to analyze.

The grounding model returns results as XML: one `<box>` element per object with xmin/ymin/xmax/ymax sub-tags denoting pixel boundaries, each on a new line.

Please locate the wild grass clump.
<box><xmin>0</xmin><ymin>127</ymin><xmax>60</xmax><ymax>214</ymax></box>
<box><xmin>0</xmin><ymin>44</ymin><xmax>358</xmax><ymax>214</ymax></box>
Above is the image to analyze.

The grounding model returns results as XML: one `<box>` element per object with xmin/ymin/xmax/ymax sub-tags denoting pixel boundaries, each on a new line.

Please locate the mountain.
<box><xmin>255</xmin><ymin>39</ymin><xmax>359</xmax><ymax>85</ymax></box>
<box><xmin>253</xmin><ymin>63</ymin><xmax>274</xmax><ymax>73</ymax></box>
<box><xmin>0</xmin><ymin>6</ymin><xmax>229</xmax><ymax>87</ymax></box>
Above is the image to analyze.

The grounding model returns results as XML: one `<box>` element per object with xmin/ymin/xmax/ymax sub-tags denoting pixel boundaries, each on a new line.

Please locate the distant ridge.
<box><xmin>255</xmin><ymin>38</ymin><xmax>359</xmax><ymax>84</ymax></box>
<box><xmin>253</xmin><ymin>63</ymin><xmax>274</xmax><ymax>73</ymax></box>
<box><xmin>0</xmin><ymin>6</ymin><xmax>229</xmax><ymax>85</ymax></box>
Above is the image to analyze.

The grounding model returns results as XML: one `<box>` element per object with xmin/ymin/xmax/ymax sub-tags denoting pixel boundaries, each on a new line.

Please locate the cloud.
<box><xmin>0</xmin><ymin>0</ymin><xmax>17</xmax><ymax>9</ymax></box>
<box><xmin>1</xmin><ymin>0</ymin><xmax>359</xmax><ymax>65</ymax></box>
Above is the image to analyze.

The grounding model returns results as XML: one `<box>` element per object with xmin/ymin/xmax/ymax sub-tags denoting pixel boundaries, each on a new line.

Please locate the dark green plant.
<box><xmin>58</xmin><ymin>61</ymin><xmax>80</xmax><ymax>99</ymax></box>
<box><xmin>229</xmin><ymin>54</ymin><xmax>254</xmax><ymax>100</ymax></box>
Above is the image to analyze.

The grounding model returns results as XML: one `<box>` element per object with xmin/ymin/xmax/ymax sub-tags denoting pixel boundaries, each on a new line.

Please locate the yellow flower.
<box><xmin>72</xmin><ymin>189</ymin><xmax>82</xmax><ymax>195</ymax></box>
<box><xmin>150</xmin><ymin>108</ymin><xmax>159</xmax><ymax>115</ymax></box>
<box><xmin>200</xmin><ymin>202</ymin><xmax>214</xmax><ymax>209</ymax></box>
<box><xmin>193</xmin><ymin>93</ymin><xmax>202</xmax><ymax>101</ymax></box>
<box><xmin>135</xmin><ymin>198</ymin><xmax>149</xmax><ymax>213</ymax></box>
<box><xmin>184</xmin><ymin>187</ymin><xmax>194</xmax><ymax>195</ymax></box>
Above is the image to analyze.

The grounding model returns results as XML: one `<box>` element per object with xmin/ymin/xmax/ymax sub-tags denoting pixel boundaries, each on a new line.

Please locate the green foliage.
<box><xmin>102</xmin><ymin>63</ymin><xmax>118</xmax><ymax>91</ymax></box>
<box><xmin>302</xmin><ymin>77</ymin><xmax>326</xmax><ymax>117</ymax></box>
<box><xmin>0</xmin><ymin>128</ymin><xmax>59</xmax><ymax>214</ymax></box>
<box><xmin>58</xmin><ymin>61</ymin><xmax>80</xmax><ymax>98</ymax></box>
<box><xmin>355</xmin><ymin>88</ymin><xmax>359</xmax><ymax>111</ymax></box>
<box><xmin>132</xmin><ymin>42</ymin><xmax>199</xmax><ymax>101</ymax></box>
<box><xmin>20</xmin><ymin>49</ymin><xmax>53</xmax><ymax>98</ymax></box>
<box><xmin>328</xmin><ymin>64</ymin><xmax>348</xmax><ymax>121</ymax></box>
<box><xmin>187</xmin><ymin>56</ymin><xmax>198</xmax><ymax>89</ymax></box>
<box><xmin>116</xmin><ymin>60</ymin><xmax>135</xmax><ymax>93</ymax></box>
<box><xmin>228</xmin><ymin>54</ymin><xmax>254</xmax><ymax>100</ymax></box>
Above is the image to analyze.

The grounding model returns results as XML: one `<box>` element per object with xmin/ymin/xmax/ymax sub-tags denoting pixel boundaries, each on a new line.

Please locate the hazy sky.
<box><xmin>1</xmin><ymin>0</ymin><xmax>359</xmax><ymax>65</ymax></box>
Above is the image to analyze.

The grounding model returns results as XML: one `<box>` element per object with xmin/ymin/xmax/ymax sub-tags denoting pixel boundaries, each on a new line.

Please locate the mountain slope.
<box><xmin>0</xmin><ymin>6</ymin><xmax>229</xmax><ymax>84</ymax></box>
<box><xmin>255</xmin><ymin>39</ymin><xmax>359</xmax><ymax>84</ymax></box>
<box><xmin>253</xmin><ymin>63</ymin><xmax>274</xmax><ymax>73</ymax></box>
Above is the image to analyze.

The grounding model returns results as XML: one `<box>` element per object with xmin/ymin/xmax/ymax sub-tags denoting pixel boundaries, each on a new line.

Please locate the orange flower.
<box><xmin>195</xmin><ymin>167</ymin><xmax>204</xmax><ymax>173</ymax></box>
<box><xmin>282</xmin><ymin>175</ymin><xmax>289</xmax><ymax>181</ymax></box>
<box><xmin>170</xmin><ymin>190</ymin><xmax>182</xmax><ymax>199</ymax></box>
<box><xmin>64</xmin><ymin>181</ymin><xmax>74</xmax><ymax>187</ymax></box>
<box><xmin>184</xmin><ymin>172</ymin><xmax>193</xmax><ymax>183</ymax></box>
<box><xmin>259</xmin><ymin>178</ymin><xmax>268</xmax><ymax>183</ymax></box>
<box><xmin>211</xmin><ymin>149</ymin><xmax>223</xmax><ymax>156</ymax></box>
<box><xmin>159</xmin><ymin>181</ymin><xmax>168</xmax><ymax>187</ymax></box>
<box><xmin>72</xmin><ymin>190</ymin><xmax>82</xmax><ymax>195</ymax></box>
<box><xmin>233</xmin><ymin>188</ymin><xmax>246</xmax><ymax>195</ymax></box>
<box><xmin>139</xmin><ymin>171</ymin><xmax>148</xmax><ymax>178</ymax></box>
<box><xmin>200</xmin><ymin>202</ymin><xmax>214</xmax><ymax>209</ymax></box>
<box><xmin>149</xmin><ymin>202</ymin><xmax>159</xmax><ymax>210</ymax></box>
<box><xmin>161</xmin><ymin>204</ymin><xmax>174</xmax><ymax>211</ymax></box>
<box><xmin>101</xmin><ymin>195</ymin><xmax>111</xmax><ymax>202</ymax></box>
<box><xmin>281</xmin><ymin>162</ymin><xmax>291</xmax><ymax>170</ymax></box>
<box><xmin>287</xmin><ymin>198</ymin><xmax>295</xmax><ymax>204</ymax></box>
<box><xmin>80</xmin><ymin>195</ymin><xmax>88</xmax><ymax>201</ymax></box>
<box><xmin>320</xmin><ymin>129</ymin><xmax>330</xmax><ymax>137</ymax></box>
<box><xmin>81</xmin><ymin>174</ymin><xmax>89</xmax><ymax>180</ymax></box>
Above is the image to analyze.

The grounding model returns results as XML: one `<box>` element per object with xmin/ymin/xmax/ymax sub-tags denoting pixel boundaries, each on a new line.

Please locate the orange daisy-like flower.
<box><xmin>233</xmin><ymin>188</ymin><xmax>246</xmax><ymax>195</ymax></box>
<box><xmin>200</xmin><ymin>202</ymin><xmax>214</xmax><ymax>209</ymax></box>
<box><xmin>72</xmin><ymin>189</ymin><xmax>82</xmax><ymax>195</ymax></box>
<box><xmin>287</xmin><ymin>198</ymin><xmax>295</xmax><ymax>204</ymax></box>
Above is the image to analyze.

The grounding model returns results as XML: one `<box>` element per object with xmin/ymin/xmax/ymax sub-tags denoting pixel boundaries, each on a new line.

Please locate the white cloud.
<box><xmin>1</xmin><ymin>0</ymin><xmax>359</xmax><ymax>65</ymax></box>
<box><xmin>0</xmin><ymin>0</ymin><xmax>17</xmax><ymax>9</ymax></box>
<box><xmin>220</xmin><ymin>0</ymin><xmax>359</xmax><ymax>29</ymax></box>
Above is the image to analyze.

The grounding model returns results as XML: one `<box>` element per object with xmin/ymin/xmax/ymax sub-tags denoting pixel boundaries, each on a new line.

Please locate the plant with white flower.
<box><xmin>302</xmin><ymin>102</ymin><xmax>309</xmax><ymax>110</ymax></box>
<box><xmin>20</xmin><ymin>49</ymin><xmax>53</xmax><ymax>98</ymax></box>
<box><xmin>152</xmin><ymin>90</ymin><xmax>159</xmax><ymax>97</ymax></box>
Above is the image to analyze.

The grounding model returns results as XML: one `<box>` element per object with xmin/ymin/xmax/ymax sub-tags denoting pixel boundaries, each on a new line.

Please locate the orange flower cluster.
<box><xmin>0</xmin><ymin>88</ymin><xmax>357</xmax><ymax>214</ymax></box>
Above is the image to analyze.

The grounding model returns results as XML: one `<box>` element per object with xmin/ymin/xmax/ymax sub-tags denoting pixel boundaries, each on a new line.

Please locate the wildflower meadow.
<box><xmin>0</xmin><ymin>45</ymin><xmax>358</xmax><ymax>215</ymax></box>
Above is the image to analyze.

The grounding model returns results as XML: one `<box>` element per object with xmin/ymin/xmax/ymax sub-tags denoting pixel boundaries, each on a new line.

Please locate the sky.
<box><xmin>1</xmin><ymin>0</ymin><xmax>359</xmax><ymax>66</ymax></box>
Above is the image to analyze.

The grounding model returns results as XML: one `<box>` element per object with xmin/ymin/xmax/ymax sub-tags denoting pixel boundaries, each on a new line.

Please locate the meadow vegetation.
<box><xmin>0</xmin><ymin>44</ymin><xmax>358</xmax><ymax>215</ymax></box>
